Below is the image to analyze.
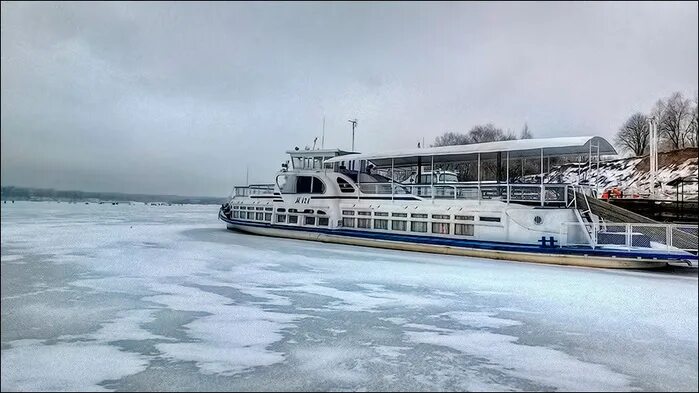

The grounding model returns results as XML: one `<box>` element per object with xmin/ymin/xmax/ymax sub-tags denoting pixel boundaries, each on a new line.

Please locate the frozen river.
<box><xmin>1</xmin><ymin>202</ymin><xmax>697</xmax><ymax>391</ymax></box>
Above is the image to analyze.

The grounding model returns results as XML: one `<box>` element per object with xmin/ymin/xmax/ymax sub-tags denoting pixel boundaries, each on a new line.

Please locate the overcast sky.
<box><xmin>1</xmin><ymin>2</ymin><xmax>697</xmax><ymax>196</ymax></box>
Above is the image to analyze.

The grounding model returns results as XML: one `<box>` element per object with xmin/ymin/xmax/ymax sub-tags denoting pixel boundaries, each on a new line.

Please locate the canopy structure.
<box><xmin>325</xmin><ymin>136</ymin><xmax>616</xmax><ymax>167</ymax></box>
<box><xmin>286</xmin><ymin>148</ymin><xmax>356</xmax><ymax>158</ymax></box>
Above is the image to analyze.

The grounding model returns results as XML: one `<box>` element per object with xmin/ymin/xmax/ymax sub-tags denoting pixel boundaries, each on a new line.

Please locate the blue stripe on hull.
<box><xmin>218</xmin><ymin>212</ymin><xmax>696</xmax><ymax>262</ymax></box>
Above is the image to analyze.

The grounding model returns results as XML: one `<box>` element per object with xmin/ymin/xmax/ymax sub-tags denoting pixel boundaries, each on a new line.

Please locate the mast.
<box><xmin>348</xmin><ymin>118</ymin><xmax>358</xmax><ymax>151</ymax></box>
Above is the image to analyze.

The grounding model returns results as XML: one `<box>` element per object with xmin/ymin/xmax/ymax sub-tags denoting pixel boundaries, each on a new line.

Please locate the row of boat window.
<box><xmin>338</xmin><ymin>210</ymin><xmax>501</xmax><ymax>236</ymax></box>
<box><xmin>231</xmin><ymin>205</ymin><xmax>498</xmax><ymax>237</ymax></box>
<box><xmin>232</xmin><ymin>206</ymin><xmax>274</xmax><ymax>211</ymax></box>
<box><xmin>340</xmin><ymin>210</ymin><xmax>500</xmax><ymax>223</ymax></box>
<box><xmin>233</xmin><ymin>211</ymin><xmax>273</xmax><ymax>221</ymax></box>
<box><xmin>231</xmin><ymin>205</ymin><xmax>273</xmax><ymax>222</ymax></box>
<box><xmin>274</xmin><ymin>207</ymin><xmax>330</xmax><ymax>225</ymax></box>
<box><xmin>232</xmin><ymin>205</ymin><xmax>330</xmax><ymax>226</ymax></box>
<box><xmin>339</xmin><ymin>216</ymin><xmax>474</xmax><ymax>236</ymax></box>
<box><xmin>277</xmin><ymin>215</ymin><xmax>330</xmax><ymax>226</ymax></box>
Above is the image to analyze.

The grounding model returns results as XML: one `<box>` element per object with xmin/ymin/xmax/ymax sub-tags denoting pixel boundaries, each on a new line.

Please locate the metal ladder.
<box><xmin>568</xmin><ymin>185</ymin><xmax>604</xmax><ymax>247</ymax></box>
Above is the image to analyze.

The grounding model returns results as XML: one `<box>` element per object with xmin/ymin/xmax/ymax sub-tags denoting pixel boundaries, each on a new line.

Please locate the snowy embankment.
<box><xmin>1</xmin><ymin>202</ymin><xmax>697</xmax><ymax>391</ymax></box>
<box><xmin>544</xmin><ymin>148</ymin><xmax>698</xmax><ymax>200</ymax></box>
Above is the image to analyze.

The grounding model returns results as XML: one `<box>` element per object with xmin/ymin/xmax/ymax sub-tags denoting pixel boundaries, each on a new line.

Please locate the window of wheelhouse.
<box><xmin>276</xmin><ymin>174</ymin><xmax>294</xmax><ymax>193</ymax></box>
<box><xmin>296</xmin><ymin>176</ymin><xmax>326</xmax><ymax>194</ymax></box>
<box><xmin>277</xmin><ymin>175</ymin><xmax>326</xmax><ymax>194</ymax></box>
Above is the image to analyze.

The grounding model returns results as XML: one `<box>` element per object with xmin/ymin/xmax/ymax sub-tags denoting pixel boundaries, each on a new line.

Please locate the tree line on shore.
<box><xmin>429</xmin><ymin>123</ymin><xmax>537</xmax><ymax>181</ymax></box>
<box><xmin>0</xmin><ymin>186</ymin><xmax>225</xmax><ymax>205</ymax></box>
<box><xmin>427</xmin><ymin>91</ymin><xmax>697</xmax><ymax>182</ymax></box>
<box><xmin>616</xmin><ymin>91</ymin><xmax>698</xmax><ymax>156</ymax></box>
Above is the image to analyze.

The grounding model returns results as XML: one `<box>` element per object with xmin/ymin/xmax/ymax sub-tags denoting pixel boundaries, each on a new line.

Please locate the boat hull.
<box><xmin>222</xmin><ymin>218</ymin><xmax>673</xmax><ymax>269</ymax></box>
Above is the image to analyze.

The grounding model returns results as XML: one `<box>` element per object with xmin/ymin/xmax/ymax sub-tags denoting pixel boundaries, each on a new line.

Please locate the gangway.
<box><xmin>570</xmin><ymin>192</ymin><xmax>698</xmax><ymax>258</ymax></box>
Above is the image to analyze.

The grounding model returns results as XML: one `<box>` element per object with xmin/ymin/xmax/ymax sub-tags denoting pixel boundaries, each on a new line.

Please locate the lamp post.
<box><xmin>648</xmin><ymin>116</ymin><xmax>658</xmax><ymax>199</ymax></box>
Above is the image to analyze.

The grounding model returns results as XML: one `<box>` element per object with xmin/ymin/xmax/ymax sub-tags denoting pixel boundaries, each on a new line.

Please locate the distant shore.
<box><xmin>0</xmin><ymin>186</ymin><xmax>225</xmax><ymax>205</ymax></box>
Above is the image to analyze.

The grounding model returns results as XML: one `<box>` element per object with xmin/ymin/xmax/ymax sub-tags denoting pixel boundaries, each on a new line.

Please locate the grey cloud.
<box><xmin>1</xmin><ymin>2</ymin><xmax>697</xmax><ymax>196</ymax></box>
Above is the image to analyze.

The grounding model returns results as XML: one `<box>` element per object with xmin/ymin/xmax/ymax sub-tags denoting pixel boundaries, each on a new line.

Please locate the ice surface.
<box><xmin>1</xmin><ymin>202</ymin><xmax>697</xmax><ymax>391</ymax></box>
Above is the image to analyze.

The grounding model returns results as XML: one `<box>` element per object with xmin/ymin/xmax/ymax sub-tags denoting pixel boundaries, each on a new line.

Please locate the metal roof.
<box><xmin>324</xmin><ymin>136</ymin><xmax>617</xmax><ymax>167</ymax></box>
<box><xmin>285</xmin><ymin>148</ymin><xmax>356</xmax><ymax>157</ymax></box>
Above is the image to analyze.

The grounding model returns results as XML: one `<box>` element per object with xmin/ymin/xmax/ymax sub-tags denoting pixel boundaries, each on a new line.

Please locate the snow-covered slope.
<box><xmin>544</xmin><ymin>148</ymin><xmax>698</xmax><ymax>200</ymax></box>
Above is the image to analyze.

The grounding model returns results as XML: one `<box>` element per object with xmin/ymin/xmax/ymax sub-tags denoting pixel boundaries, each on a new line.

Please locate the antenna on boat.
<box><xmin>321</xmin><ymin>116</ymin><xmax>325</xmax><ymax>149</ymax></box>
<box><xmin>348</xmin><ymin>118</ymin><xmax>358</xmax><ymax>151</ymax></box>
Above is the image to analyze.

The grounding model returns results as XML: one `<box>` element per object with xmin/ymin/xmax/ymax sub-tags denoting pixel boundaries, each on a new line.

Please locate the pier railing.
<box><xmin>560</xmin><ymin>222</ymin><xmax>699</xmax><ymax>254</ymax></box>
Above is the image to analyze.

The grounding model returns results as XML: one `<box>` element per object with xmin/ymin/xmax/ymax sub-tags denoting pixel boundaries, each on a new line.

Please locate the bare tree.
<box><xmin>468</xmin><ymin>124</ymin><xmax>516</xmax><ymax>143</ymax></box>
<box><xmin>615</xmin><ymin>112</ymin><xmax>649</xmax><ymax>156</ymax></box>
<box><xmin>433</xmin><ymin>132</ymin><xmax>471</xmax><ymax>147</ymax></box>
<box><xmin>520</xmin><ymin>123</ymin><xmax>532</xmax><ymax>139</ymax></box>
<box><xmin>654</xmin><ymin>92</ymin><xmax>693</xmax><ymax>150</ymax></box>
<box><xmin>434</xmin><ymin>124</ymin><xmax>516</xmax><ymax>147</ymax></box>
<box><xmin>432</xmin><ymin>124</ymin><xmax>528</xmax><ymax>181</ymax></box>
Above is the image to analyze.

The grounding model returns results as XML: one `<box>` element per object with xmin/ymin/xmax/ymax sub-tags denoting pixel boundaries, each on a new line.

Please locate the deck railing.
<box><xmin>232</xmin><ymin>180</ymin><xmax>595</xmax><ymax>207</ymax></box>
<box><xmin>233</xmin><ymin>184</ymin><xmax>275</xmax><ymax>197</ymax></box>
<box><xmin>358</xmin><ymin>182</ymin><xmax>575</xmax><ymax>205</ymax></box>
<box><xmin>560</xmin><ymin>221</ymin><xmax>699</xmax><ymax>254</ymax></box>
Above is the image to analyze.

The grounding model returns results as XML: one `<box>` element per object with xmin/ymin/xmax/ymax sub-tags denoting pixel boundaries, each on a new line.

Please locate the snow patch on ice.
<box><xmin>287</xmin><ymin>283</ymin><xmax>453</xmax><ymax>312</ymax></box>
<box><xmin>403</xmin><ymin>323</ymin><xmax>454</xmax><ymax>332</ymax></box>
<box><xmin>88</xmin><ymin>309</ymin><xmax>171</xmax><ymax>342</ymax></box>
<box><xmin>0</xmin><ymin>340</ymin><xmax>149</xmax><ymax>391</ymax></box>
<box><xmin>442</xmin><ymin>311</ymin><xmax>523</xmax><ymax>329</ymax></box>
<box><xmin>148</xmin><ymin>284</ymin><xmax>301</xmax><ymax>375</ymax></box>
<box><xmin>405</xmin><ymin>329</ymin><xmax>633</xmax><ymax>391</ymax></box>
<box><xmin>294</xmin><ymin>345</ymin><xmax>368</xmax><ymax>383</ymax></box>
<box><xmin>372</xmin><ymin>345</ymin><xmax>410</xmax><ymax>358</ymax></box>
<box><xmin>379</xmin><ymin>317</ymin><xmax>408</xmax><ymax>325</ymax></box>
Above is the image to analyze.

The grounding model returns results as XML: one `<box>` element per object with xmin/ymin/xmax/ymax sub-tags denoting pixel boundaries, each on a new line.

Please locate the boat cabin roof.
<box><xmin>285</xmin><ymin>148</ymin><xmax>356</xmax><ymax>158</ymax></box>
<box><xmin>324</xmin><ymin>136</ymin><xmax>616</xmax><ymax>167</ymax></box>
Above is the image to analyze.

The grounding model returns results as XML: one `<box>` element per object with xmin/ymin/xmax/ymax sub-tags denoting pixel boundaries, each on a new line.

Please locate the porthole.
<box><xmin>534</xmin><ymin>216</ymin><xmax>543</xmax><ymax>225</ymax></box>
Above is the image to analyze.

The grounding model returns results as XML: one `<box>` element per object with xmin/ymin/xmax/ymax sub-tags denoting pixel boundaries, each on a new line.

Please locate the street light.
<box><xmin>647</xmin><ymin>116</ymin><xmax>658</xmax><ymax>199</ymax></box>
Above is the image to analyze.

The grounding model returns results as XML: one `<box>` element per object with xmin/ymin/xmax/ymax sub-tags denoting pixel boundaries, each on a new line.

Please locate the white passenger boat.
<box><xmin>219</xmin><ymin>136</ymin><xmax>698</xmax><ymax>268</ymax></box>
